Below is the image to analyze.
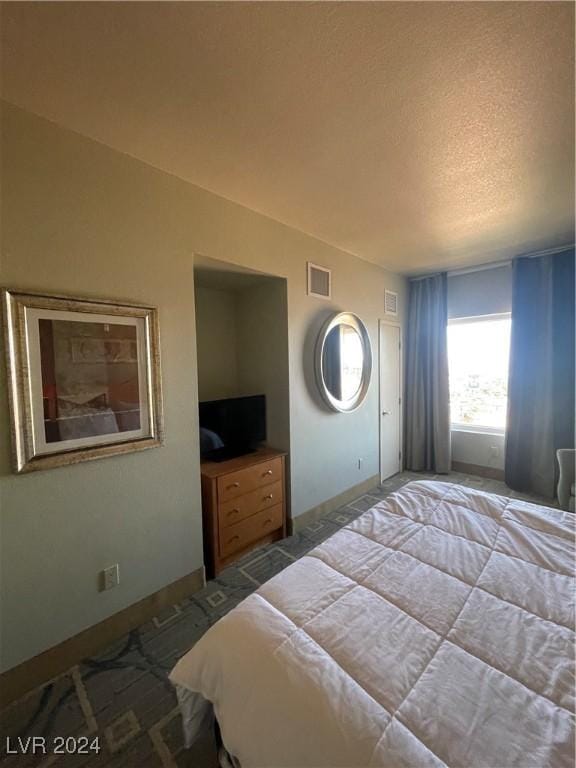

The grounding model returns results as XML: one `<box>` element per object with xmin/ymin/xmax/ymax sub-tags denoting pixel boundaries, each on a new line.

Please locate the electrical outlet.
<box><xmin>489</xmin><ymin>446</ymin><xmax>501</xmax><ymax>459</ymax></box>
<box><xmin>101</xmin><ymin>564</ymin><xmax>120</xmax><ymax>591</ymax></box>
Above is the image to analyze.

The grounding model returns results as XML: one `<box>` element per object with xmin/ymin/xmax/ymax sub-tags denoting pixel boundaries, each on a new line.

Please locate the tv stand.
<box><xmin>200</xmin><ymin>447</ymin><xmax>288</xmax><ymax>577</ymax></box>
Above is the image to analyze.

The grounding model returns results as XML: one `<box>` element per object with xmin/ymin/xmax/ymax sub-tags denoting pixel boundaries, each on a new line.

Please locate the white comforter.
<box><xmin>170</xmin><ymin>480</ymin><xmax>575</xmax><ymax>767</ymax></box>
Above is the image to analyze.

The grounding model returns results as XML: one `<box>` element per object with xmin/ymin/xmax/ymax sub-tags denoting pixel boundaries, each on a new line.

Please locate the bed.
<box><xmin>170</xmin><ymin>480</ymin><xmax>575</xmax><ymax>767</ymax></box>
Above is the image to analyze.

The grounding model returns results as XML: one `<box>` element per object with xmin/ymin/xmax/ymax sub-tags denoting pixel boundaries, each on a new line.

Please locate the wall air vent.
<box><xmin>384</xmin><ymin>289</ymin><xmax>398</xmax><ymax>316</ymax></box>
<box><xmin>307</xmin><ymin>263</ymin><xmax>332</xmax><ymax>299</ymax></box>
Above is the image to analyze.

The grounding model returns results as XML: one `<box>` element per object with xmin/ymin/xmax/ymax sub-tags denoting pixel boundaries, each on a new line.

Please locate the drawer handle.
<box><xmin>228</xmin><ymin>482</ymin><xmax>240</xmax><ymax>489</ymax></box>
<box><xmin>264</xmin><ymin>494</ymin><xmax>273</xmax><ymax>500</ymax></box>
<box><xmin>227</xmin><ymin>509</ymin><xmax>240</xmax><ymax>517</ymax></box>
<box><xmin>263</xmin><ymin>519</ymin><xmax>273</xmax><ymax>526</ymax></box>
<box><xmin>263</xmin><ymin>469</ymin><xmax>273</xmax><ymax>476</ymax></box>
<box><xmin>227</xmin><ymin>535</ymin><xmax>240</xmax><ymax>544</ymax></box>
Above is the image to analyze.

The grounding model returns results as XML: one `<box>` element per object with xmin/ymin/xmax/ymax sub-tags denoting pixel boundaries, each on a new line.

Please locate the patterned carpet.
<box><xmin>0</xmin><ymin>471</ymin><xmax>555</xmax><ymax>768</ymax></box>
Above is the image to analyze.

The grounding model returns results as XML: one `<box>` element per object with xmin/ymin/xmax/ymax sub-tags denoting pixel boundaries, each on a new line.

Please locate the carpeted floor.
<box><xmin>0</xmin><ymin>471</ymin><xmax>555</xmax><ymax>768</ymax></box>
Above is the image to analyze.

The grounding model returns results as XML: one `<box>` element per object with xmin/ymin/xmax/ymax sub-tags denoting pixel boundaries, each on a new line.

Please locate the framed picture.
<box><xmin>2</xmin><ymin>289</ymin><xmax>164</xmax><ymax>473</ymax></box>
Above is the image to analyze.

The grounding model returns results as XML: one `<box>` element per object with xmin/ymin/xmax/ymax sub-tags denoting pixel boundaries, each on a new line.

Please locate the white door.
<box><xmin>379</xmin><ymin>322</ymin><xmax>401</xmax><ymax>481</ymax></box>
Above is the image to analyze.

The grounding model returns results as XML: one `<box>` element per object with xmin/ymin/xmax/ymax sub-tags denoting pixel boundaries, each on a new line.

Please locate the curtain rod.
<box><xmin>447</xmin><ymin>259</ymin><xmax>510</xmax><ymax>278</ymax></box>
<box><xmin>409</xmin><ymin>243</ymin><xmax>574</xmax><ymax>281</ymax></box>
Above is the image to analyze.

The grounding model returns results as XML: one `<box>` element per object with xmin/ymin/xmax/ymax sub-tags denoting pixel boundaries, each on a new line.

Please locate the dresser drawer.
<box><xmin>219</xmin><ymin>503</ymin><xmax>284</xmax><ymax>559</ymax></box>
<box><xmin>217</xmin><ymin>457</ymin><xmax>282</xmax><ymax>502</ymax></box>
<box><xmin>218</xmin><ymin>481</ymin><xmax>283</xmax><ymax>530</ymax></box>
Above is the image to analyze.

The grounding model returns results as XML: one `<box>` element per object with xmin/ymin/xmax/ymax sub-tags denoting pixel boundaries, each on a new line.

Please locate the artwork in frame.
<box><xmin>2</xmin><ymin>289</ymin><xmax>164</xmax><ymax>473</ymax></box>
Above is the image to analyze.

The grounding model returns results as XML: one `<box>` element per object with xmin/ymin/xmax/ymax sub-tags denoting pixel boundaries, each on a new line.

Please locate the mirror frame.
<box><xmin>314</xmin><ymin>311</ymin><xmax>372</xmax><ymax>413</ymax></box>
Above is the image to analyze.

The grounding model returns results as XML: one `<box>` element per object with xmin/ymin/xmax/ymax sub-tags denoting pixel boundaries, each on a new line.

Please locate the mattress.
<box><xmin>170</xmin><ymin>480</ymin><xmax>575</xmax><ymax>767</ymax></box>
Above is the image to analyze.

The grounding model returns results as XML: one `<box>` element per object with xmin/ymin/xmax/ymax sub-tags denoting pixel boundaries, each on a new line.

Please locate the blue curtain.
<box><xmin>405</xmin><ymin>273</ymin><xmax>451</xmax><ymax>473</ymax></box>
<box><xmin>505</xmin><ymin>248</ymin><xmax>575</xmax><ymax>497</ymax></box>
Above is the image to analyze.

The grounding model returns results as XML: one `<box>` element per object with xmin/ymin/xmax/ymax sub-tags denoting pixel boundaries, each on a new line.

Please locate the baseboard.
<box><xmin>0</xmin><ymin>567</ymin><xmax>205</xmax><ymax>710</ymax></box>
<box><xmin>292</xmin><ymin>474</ymin><xmax>380</xmax><ymax>533</ymax></box>
<box><xmin>452</xmin><ymin>461</ymin><xmax>505</xmax><ymax>481</ymax></box>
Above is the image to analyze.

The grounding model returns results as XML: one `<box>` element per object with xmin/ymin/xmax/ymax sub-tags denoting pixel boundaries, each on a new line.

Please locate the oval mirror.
<box><xmin>315</xmin><ymin>312</ymin><xmax>372</xmax><ymax>412</ymax></box>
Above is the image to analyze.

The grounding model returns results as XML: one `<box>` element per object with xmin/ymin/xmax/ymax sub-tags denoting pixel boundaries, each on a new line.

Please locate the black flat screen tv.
<box><xmin>199</xmin><ymin>394</ymin><xmax>266</xmax><ymax>462</ymax></box>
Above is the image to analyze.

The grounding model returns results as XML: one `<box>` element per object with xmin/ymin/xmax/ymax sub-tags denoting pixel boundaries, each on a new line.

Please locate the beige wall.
<box><xmin>236</xmin><ymin>280</ymin><xmax>291</xmax><ymax>454</ymax></box>
<box><xmin>195</xmin><ymin>285</ymin><xmax>240</xmax><ymax>401</ymax></box>
<box><xmin>0</xmin><ymin>103</ymin><xmax>406</xmax><ymax>672</ymax></box>
<box><xmin>451</xmin><ymin>430</ymin><xmax>505</xmax><ymax>471</ymax></box>
<box><xmin>195</xmin><ymin>277</ymin><xmax>290</xmax><ymax>454</ymax></box>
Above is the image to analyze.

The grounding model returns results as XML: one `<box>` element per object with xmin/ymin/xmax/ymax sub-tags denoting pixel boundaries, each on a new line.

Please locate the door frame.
<box><xmin>378</xmin><ymin>318</ymin><xmax>403</xmax><ymax>483</ymax></box>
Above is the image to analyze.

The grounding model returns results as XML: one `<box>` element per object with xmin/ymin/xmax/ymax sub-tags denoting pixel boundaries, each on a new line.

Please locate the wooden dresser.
<box><xmin>200</xmin><ymin>447</ymin><xmax>288</xmax><ymax>577</ymax></box>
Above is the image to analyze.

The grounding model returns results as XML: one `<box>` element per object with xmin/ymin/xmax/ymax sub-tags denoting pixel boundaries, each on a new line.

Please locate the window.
<box><xmin>447</xmin><ymin>314</ymin><xmax>511</xmax><ymax>432</ymax></box>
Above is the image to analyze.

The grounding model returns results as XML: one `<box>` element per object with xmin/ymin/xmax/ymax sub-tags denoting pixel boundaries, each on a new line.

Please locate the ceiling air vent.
<box><xmin>307</xmin><ymin>262</ymin><xmax>332</xmax><ymax>299</ymax></box>
<box><xmin>384</xmin><ymin>289</ymin><xmax>398</xmax><ymax>316</ymax></box>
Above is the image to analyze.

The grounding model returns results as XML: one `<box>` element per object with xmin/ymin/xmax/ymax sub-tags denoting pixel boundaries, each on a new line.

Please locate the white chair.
<box><xmin>557</xmin><ymin>449</ymin><xmax>575</xmax><ymax>512</ymax></box>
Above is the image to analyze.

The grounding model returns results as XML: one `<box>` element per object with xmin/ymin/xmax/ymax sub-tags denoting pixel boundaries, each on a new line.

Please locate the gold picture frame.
<box><xmin>2</xmin><ymin>288</ymin><xmax>164</xmax><ymax>473</ymax></box>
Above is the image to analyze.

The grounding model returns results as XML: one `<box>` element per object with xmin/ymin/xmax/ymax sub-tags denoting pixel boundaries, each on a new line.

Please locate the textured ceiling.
<box><xmin>1</xmin><ymin>2</ymin><xmax>574</xmax><ymax>274</ymax></box>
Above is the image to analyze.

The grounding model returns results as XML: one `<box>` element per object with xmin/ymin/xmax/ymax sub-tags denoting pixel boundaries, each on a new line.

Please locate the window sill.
<box><xmin>451</xmin><ymin>425</ymin><xmax>505</xmax><ymax>437</ymax></box>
